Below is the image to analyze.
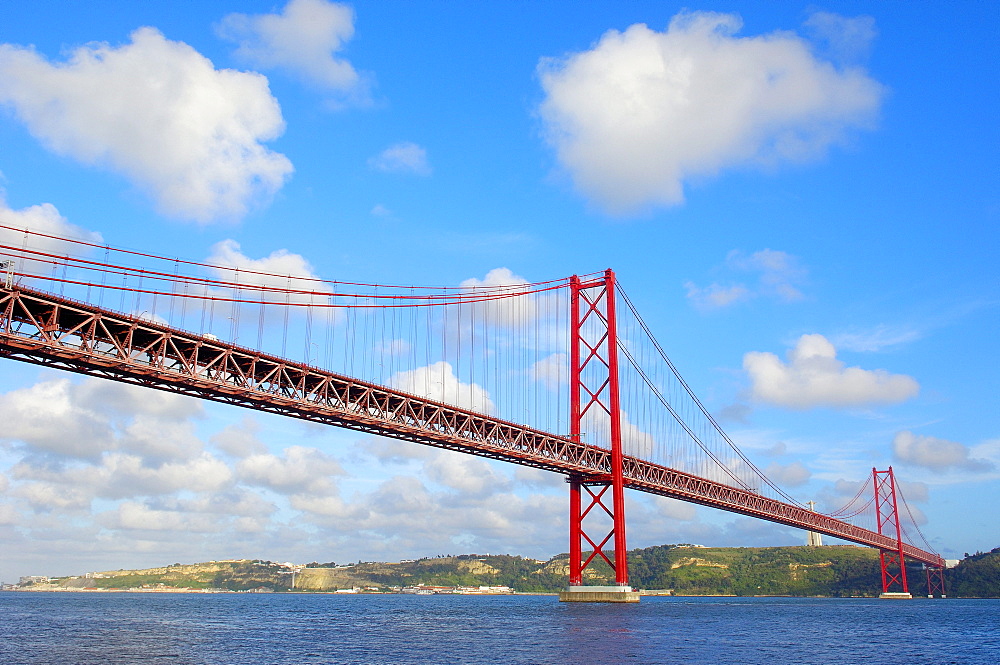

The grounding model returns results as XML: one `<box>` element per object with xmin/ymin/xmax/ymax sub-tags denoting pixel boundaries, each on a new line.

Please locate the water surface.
<box><xmin>2</xmin><ymin>593</ymin><xmax>995</xmax><ymax>665</ymax></box>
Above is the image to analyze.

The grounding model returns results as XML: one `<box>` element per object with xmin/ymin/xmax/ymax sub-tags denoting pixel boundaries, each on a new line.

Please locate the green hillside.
<box><xmin>625</xmin><ymin>544</ymin><xmax>883</xmax><ymax>596</ymax></box>
<box><xmin>23</xmin><ymin>545</ymin><xmax>1000</xmax><ymax>597</ymax></box>
<box><xmin>948</xmin><ymin>547</ymin><xmax>1000</xmax><ymax>597</ymax></box>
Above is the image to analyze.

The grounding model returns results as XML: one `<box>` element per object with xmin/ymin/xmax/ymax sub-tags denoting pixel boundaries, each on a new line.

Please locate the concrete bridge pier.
<box><xmin>559</xmin><ymin>585</ymin><xmax>640</xmax><ymax>603</ymax></box>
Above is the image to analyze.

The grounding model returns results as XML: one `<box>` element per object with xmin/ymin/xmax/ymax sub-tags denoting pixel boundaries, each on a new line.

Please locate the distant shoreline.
<box><xmin>5</xmin><ymin>587</ymin><xmax>560</xmax><ymax>596</ymax></box>
<box><xmin>5</xmin><ymin>588</ymin><xmax>893</xmax><ymax>599</ymax></box>
<box><xmin>10</xmin><ymin>544</ymin><xmax>993</xmax><ymax>597</ymax></box>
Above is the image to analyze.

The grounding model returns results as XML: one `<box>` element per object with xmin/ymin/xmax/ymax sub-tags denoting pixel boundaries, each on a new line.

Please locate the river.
<box><xmin>1</xmin><ymin>592</ymin><xmax>996</xmax><ymax>664</ymax></box>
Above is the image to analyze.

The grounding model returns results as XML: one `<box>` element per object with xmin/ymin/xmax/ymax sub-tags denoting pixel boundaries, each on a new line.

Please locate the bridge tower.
<box><xmin>559</xmin><ymin>270</ymin><xmax>638</xmax><ymax>603</ymax></box>
<box><xmin>873</xmin><ymin>467</ymin><xmax>912</xmax><ymax>599</ymax></box>
<box><xmin>925</xmin><ymin>564</ymin><xmax>947</xmax><ymax>598</ymax></box>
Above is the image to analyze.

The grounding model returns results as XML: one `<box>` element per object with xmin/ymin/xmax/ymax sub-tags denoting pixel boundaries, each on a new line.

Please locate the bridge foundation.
<box><xmin>559</xmin><ymin>586</ymin><xmax>640</xmax><ymax>603</ymax></box>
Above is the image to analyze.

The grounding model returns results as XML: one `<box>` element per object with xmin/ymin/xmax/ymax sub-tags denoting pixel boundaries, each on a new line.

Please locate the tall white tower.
<box><xmin>806</xmin><ymin>500</ymin><xmax>823</xmax><ymax>547</ymax></box>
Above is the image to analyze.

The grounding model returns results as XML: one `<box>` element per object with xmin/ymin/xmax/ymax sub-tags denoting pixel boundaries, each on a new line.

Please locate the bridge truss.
<box><xmin>0</xmin><ymin>281</ymin><xmax>945</xmax><ymax>594</ymax></box>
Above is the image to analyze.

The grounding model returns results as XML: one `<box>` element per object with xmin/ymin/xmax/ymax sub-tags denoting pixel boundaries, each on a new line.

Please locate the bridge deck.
<box><xmin>0</xmin><ymin>285</ymin><xmax>943</xmax><ymax>567</ymax></box>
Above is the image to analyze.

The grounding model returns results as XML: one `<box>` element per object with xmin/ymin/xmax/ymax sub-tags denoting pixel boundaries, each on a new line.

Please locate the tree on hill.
<box><xmin>947</xmin><ymin>548</ymin><xmax>1000</xmax><ymax>597</ymax></box>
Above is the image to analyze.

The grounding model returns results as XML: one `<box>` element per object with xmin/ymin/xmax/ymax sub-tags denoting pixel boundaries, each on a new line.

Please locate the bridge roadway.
<box><xmin>0</xmin><ymin>285</ymin><xmax>944</xmax><ymax>567</ymax></box>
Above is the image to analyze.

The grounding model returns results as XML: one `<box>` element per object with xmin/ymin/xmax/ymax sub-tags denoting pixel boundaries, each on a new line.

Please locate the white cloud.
<box><xmin>424</xmin><ymin>451</ymin><xmax>512</xmax><ymax>498</ymax></box>
<box><xmin>892</xmin><ymin>430</ymin><xmax>994</xmax><ymax>474</ymax></box>
<box><xmin>818</xmin><ymin>476</ymin><xmax>930</xmax><ymax>522</ymax></box>
<box><xmin>832</xmin><ymin>324</ymin><xmax>922</xmax><ymax>352</ymax></box>
<box><xmin>368</xmin><ymin>142</ymin><xmax>432</xmax><ymax>176</ymax></box>
<box><xmin>178</xmin><ymin>489</ymin><xmax>276</xmax><ymax>520</ymax></box>
<box><xmin>716</xmin><ymin>402</ymin><xmax>753</xmax><ymax>424</ymax></box>
<box><xmin>2</xmin><ymin>373</ymin><xmax>587</xmax><ymax>576</ymax></box>
<box><xmin>763</xmin><ymin>441</ymin><xmax>787</xmax><ymax>457</ymax></box>
<box><xmin>0</xmin><ymin>378</ymin><xmax>205</xmax><ymax>461</ymax></box>
<box><xmin>218</xmin><ymin>0</ymin><xmax>368</xmax><ymax>103</ymax></box>
<box><xmin>287</xmin><ymin>492</ymin><xmax>355</xmax><ymax>519</ymax></box>
<box><xmin>0</xmin><ymin>28</ymin><xmax>292</xmax><ymax>222</ymax></box>
<box><xmin>971</xmin><ymin>439</ymin><xmax>1000</xmax><ymax>471</ymax></box>
<box><xmin>377</xmin><ymin>338</ymin><xmax>411</xmax><ymax>357</ymax></box>
<box><xmin>654</xmin><ymin>496</ymin><xmax>698</xmax><ymax>522</ymax></box>
<box><xmin>351</xmin><ymin>446</ymin><xmax>565</xmax><ymax>549</ymax></box>
<box><xmin>118</xmin><ymin>417</ymin><xmax>204</xmax><ymax>464</ymax></box>
<box><xmin>513</xmin><ymin>466</ymin><xmax>561</xmax><ymax>490</ymax></box>
<box><xmin>0</xmin><ymin>503</ymin><xmax>17</xmax><ymax>526</ymax></box>
<box><xmin>390</xmin><ymin>361</ymin><xmax>494</xmax><ymax>414</ymax></box>
<box><xmin>763</xmin><ymin>460</ymin><xmax>811</xmax><ymax>487</ymax></box>
<box><xmin>727</xmin><ymin>249</ymin><xmax>806</xmax><ymax>302</ymax></box>
<box><xmin>459</xmin><ymin>267</ymin><xmax>537</xmax><ymax>327</ymax></box>
<box><xmin>0</xmin><ymin>379</ymin><xmax>114</xmax><ymax>460</ymax></box>
<box><xmin>896</xmin><ymin>479</ymin><xmax>929</xmax><ymax>503</ymax></box>
<box><xmin>208</xmin><ymin>238</ymin><xmax>319</xmax><ymax>280</ymax></box>
<box><xmin>238</xmin><ymin>445</ymin><xmax>344</xmax><ymax>495</ymax></box>
<box><xmin>11</xmin><ymin>451</ymin><xmax>233</xmax><ymax>506</ymax></box>
<box><xmin>537</xmin><ymin>11</ymin><xmax>883</xmax><ymax>214</ymax></box>
<box><xmin>803</xmin><ymin>12</ymin><xmax>877</xmax><ymax>63</ymax></box>
<box><xmin>14</xmin><ymin>482</ymin><xmax>93</xmax><ymax>512</ymax></box>
<box><xmin>816</xmin><ymin>477</ymin><xmax>866</xmax><ymax>514</ymax></box>
<box><xmin>106</xmin><ymin>502</ymin><xmax>219</xmax><ymax>533</ymax></box>
<box><xmin>75</xmin><ymin>379</ymin><xmax>200</xmax><ymax>421</ymax></box>
<box><xmin>292</xmin><ymin>469</ymin><xmax>568</xmax><ymax>559</ymax></box>
<box><xmin>362</xmin><ymin>438</ymin><xmax>436</xmax><ymax>465</ymax></box>
<box><xmin>0</xmin><ymin>197</ymin><xmax>103</xmax><ymax>280</ymax></box>
<box><xmin>460</xmin><ymin>267</ymin><xmax>528</xmax><ymax>292</ymax></box>
<box><xmin>685</xmin><ymin>248</ymin><xmax>806</xmax><ymax>310</ymax></box>
<box><xmin>530</xmin><ymin>352</ymin><xmax>568</xmax><ymax>391</ymax></box>
<box><xmin>744</xmin><ymin>334</ymin><xmax>919</xmax><ymax>409</ymax></box>
<box><xmin>212</xmin><ymin>419</ymin><xmax>269</xmax><ymax>459</ymax></box>
<box><xmin>684</xmin><ymin>282</ymin><xmax>751</xmax><ymax>310</ymax></box>
<box><xmin>0</xmin><ymin>197</ymin><xmax>102</xmax><ymax>247</ymax></box>
<box><xmin>100</xmin><ymin>452</ymin><xmax>233</xmax><ymax>498</ymax></box>
<box><xmin>206</xmin><ymin>239</ymin><xmax>331</xmax><ymax>306</ymax></box>
<box><xmin>575</xmin><ymin>406</ymin><xmax>655</xmax><ymax>460</ymax></box>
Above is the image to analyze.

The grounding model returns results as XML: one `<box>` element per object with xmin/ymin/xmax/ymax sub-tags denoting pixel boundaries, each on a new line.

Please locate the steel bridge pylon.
<box><xmin>874</xmin><ymin>466</ymin><xmax>921</xmax><ymax>599</ymax></box>
<box><xmin>925</xmin><ymin>564</ymin><xmax>947</xmax><ymax>598</ymax></box>
<box><xmin>560</xmin><ymin>270</ymin><xmax>638</xmax><ymax>603</ymax></box>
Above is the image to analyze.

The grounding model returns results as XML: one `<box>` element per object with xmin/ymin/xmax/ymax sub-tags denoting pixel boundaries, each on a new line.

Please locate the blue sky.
<box><xmin>0</xmin><ymin>1</ymin><xmax>996</xmax><ymax>580</ymax></box>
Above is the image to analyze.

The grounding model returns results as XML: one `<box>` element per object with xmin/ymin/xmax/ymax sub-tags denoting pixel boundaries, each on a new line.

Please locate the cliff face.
<box><xmin>294</xmin><ymin>568</ymin><xmax>360</xmax><ymax>590</ymax></box>
<box><xmin>49</xmin><ymin>560</ymin><xmax>295</xmax><ymax>591</ymax></box>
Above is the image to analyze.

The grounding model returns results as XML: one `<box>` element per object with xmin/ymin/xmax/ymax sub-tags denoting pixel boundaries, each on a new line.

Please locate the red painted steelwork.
<box><xmin>605</xmin><ymin>270</ymin><xmax>628</xmax><ymax>587</ymax></box>
<box><xmin>0</xmin><ymin>285</ymin><xmax>945</xmax><ymax>568</ymax></box>
<box><xmin>568</xmin><ymin>276</ymin><xmax>583</xmax><ymax>586</ymax></box>
<box><xmin>567</xmin><ymin>271</ymin><xmax>628</xmax><ymax>587</ymax></box>
<box><xmin>925</xmin><ymin>565</ymin><xmax>946</xmax><ymax>598</ymax></box>
<box><xmin>568</xmin><ymin>476</ymin><xmax>583</xmax><ymax>586</ymax></box>
<box><xmin>874</xmin><ymin>467</ymin><xmax>910</xmax><ymax>594</ymax></box>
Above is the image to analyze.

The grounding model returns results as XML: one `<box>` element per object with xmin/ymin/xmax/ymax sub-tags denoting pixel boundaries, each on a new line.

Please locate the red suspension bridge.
<box><xmin>0</xmin><ymin>224</ymin><xmax>946</xmax><ymax>601</ymax></box>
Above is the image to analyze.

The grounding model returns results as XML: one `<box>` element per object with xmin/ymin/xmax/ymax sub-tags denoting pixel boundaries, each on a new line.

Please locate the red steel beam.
<box><xmin>603</xmin><ymin>269</ymin><xmax>628</xmax><ymax>587</ymax></box>
<box><xmin>875</xmin><ymin>467</ymin><xmax>910</xmax><ymax>594</ymax></box>
<box><xmin>0</xmin><ymin>285</ymin><xmax>944</xmax><ymax>567</ymax></box>
<box><xmin>567</xmin><ymin>271</ymin><xmax>630</xmax><ymax>586</ymax></box>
